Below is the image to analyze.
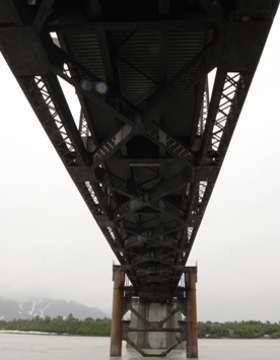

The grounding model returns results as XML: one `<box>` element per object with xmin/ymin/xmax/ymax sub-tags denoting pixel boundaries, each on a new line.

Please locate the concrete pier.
<box><xmin>128</xmin><ymin>301</ymin><xmax>183</xmax><ymax>350</ymax></box>
<box><xmin>111</xmin><ymin>266</ymin><xmax>198</xmax><ymax>357</ymax></box>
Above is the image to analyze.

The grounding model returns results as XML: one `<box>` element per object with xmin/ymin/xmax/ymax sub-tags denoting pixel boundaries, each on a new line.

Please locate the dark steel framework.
<box><xmin>0</xmin><ymin>1</ymin><xmax>278</xmax><ymax>302</ymax></box>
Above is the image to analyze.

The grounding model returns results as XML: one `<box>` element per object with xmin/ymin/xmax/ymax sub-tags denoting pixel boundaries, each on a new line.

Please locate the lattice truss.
<box><xmin>1</xmin><ymin>0</ymin><xmax>278</xmax><ymax>301</ymax></box>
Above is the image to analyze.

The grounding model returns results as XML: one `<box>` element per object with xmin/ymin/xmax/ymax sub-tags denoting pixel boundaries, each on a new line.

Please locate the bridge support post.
<box><xmin>109</xmin><ymin>266</ymin><xmax>198</xmax><ymax>357</ymax></box>
<box><xmin>185</xmin><ymin>267</ymin><xmax>198</xmax><ymax>358</ymax></box>
<box><xmin>110</xmin><ymin>265</ymin><xmax>124</xmax><ymax>357</ymax></box>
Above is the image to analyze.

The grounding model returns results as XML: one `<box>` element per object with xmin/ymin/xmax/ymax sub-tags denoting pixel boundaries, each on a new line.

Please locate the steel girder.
<box><xmin>0</xmin><ymin>0</ymin><xmax>279</xmax><ymax>301</ymax></box>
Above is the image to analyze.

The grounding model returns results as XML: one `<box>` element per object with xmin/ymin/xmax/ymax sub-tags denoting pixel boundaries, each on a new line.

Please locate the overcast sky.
<box><xmin>0</xmin><ymin>14</ymin><xmax>279</xmax><ymax>322</ymax></box>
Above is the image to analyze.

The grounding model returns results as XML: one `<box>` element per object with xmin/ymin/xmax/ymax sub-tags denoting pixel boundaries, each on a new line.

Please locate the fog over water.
<box><xmin>0</xmin><ymin>13</ymin><xmax>280</xmax><ymax>321</ymax></box>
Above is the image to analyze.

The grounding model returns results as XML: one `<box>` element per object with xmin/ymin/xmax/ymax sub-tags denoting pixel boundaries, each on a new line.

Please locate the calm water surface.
<box><xmin>0</xmin><ymin>334</ymin><xmax>280</xmax><ymax>360</ymax></box>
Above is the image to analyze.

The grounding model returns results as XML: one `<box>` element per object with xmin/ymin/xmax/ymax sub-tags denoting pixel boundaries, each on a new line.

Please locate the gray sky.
<box><xmin>0</xmin><ymin>14</ymin><xmax>279</xmax><ymax>322</ymax></box>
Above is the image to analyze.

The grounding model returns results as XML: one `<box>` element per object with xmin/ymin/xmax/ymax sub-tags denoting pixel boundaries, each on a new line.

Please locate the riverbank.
<box><xmin>0</xmin><ymin>330</ymin><xmax>59</xmax><ymax>336</ymax></box>
<box><xmin>0</xmin><ymin>316</ymin><xmax>111</xmax><ymax>337</ymax></box>
<box><xmin>1</xmin><ymin>318</ymin><xmax>280</xmax><ymax>339</ymax></box>
<box><xmin>1</xmin><ymin>329</ymin><xmax>280</xmax><ymax>340</ymax></box>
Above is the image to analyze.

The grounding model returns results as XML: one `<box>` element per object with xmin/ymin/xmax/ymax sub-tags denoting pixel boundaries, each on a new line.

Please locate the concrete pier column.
<box><xmin>127</xmin><ymin>300</ymin><xmax>146</xmax><ymax>348</ymax></box>
<box><xmin>186</xmin><ymin>268</ymin><xmax>198</xmax><ymax>358</ymax></box>
<box><xmin>110</xmin><ymin>266</ymin><xmax>123</xmax><ymax>357</ymax></box>
<box><xmin>135</xmin><ymin>302</ymin><xmax>147</xmax><ymax>348</ymax></box>
<box><xmin>128</xmin><ymin>301</ymin><xmax>183</xmax><ymax>351</ymax></box>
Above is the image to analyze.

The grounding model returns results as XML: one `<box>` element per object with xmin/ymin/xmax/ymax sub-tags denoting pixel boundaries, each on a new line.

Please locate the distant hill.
<box><xmin>0</xmin><ymin>297</ymin><xmax>106</xmax><ymax>320</ymax></box>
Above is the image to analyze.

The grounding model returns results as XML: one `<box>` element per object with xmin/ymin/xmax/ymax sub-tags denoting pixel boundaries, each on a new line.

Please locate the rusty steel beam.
<box><xmin>110</xmin><ymin>266</ymin><xmax>124</xmax><ymax>357</ymax></box>
<box><xmin>186</xmin><ymin>268</ymin><xmax>198</xmax><ymax>359</ymax></box>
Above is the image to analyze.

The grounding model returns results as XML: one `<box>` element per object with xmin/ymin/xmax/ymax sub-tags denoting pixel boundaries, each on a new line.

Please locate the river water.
<box><xmin>0</xmin><ymin>334</ymin><xmax>280</xmax><ymax>360</ymax></box>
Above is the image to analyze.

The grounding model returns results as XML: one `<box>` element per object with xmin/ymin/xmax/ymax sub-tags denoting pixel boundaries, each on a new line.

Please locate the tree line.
<box><xmin>0</xmin><ymin>315</ymin><xmax>111</xmax><ymax>336</ymax></box>
<box><xmin>198</xmin><ymin>321</ymin><xmax>280</xmax><ymax>338</ymax></box>
<box><xmin>1</xmin><ymin>316</ymin><xmax>280</xmax><ymax>338</ymax></box>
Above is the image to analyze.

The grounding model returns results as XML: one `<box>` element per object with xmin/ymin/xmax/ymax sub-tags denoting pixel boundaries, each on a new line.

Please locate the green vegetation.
<box><xmin>1</xmin><ymin>317</ymin><xmax>280</xmax><ymax>338</ymax></box>
<box><xmin>198</xmin><ymin>321</ymin><xmax>280</xmax><ymax>339</ymax></box>
<box><xmin>0</xmin><ymin>315</ymin><xmax>111</xmax><ymax>336</ymax></box>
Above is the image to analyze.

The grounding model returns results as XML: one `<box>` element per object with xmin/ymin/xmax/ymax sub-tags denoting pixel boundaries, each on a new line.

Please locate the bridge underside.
<box><xmin>0</xmin><ymin>0</ymin><xmax>278</xmax><ymax>357</ymax></box>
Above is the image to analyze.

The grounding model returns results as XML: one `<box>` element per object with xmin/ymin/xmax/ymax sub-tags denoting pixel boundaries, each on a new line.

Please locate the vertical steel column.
<box><xmin>110</xmin><ymin>265</ymin><xmax>123</xmax><ymax>357</ymax></box>
<box><xmin>186</xmin><ymin>268</ymin><xmax>198</xmax><ymax>358</ymax></box>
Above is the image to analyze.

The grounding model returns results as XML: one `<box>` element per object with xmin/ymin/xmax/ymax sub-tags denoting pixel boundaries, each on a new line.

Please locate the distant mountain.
<box><xmin>0</xmin><ymin>297</ymin><xmax>106</xmax><ymax>320</ymax></box>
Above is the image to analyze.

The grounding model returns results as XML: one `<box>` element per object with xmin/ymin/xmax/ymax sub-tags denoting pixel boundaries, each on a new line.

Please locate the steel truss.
<box><xmin>0</xmin><ymin>0</ymin><xmax>278</xmax><ymax>302</ymax></box>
